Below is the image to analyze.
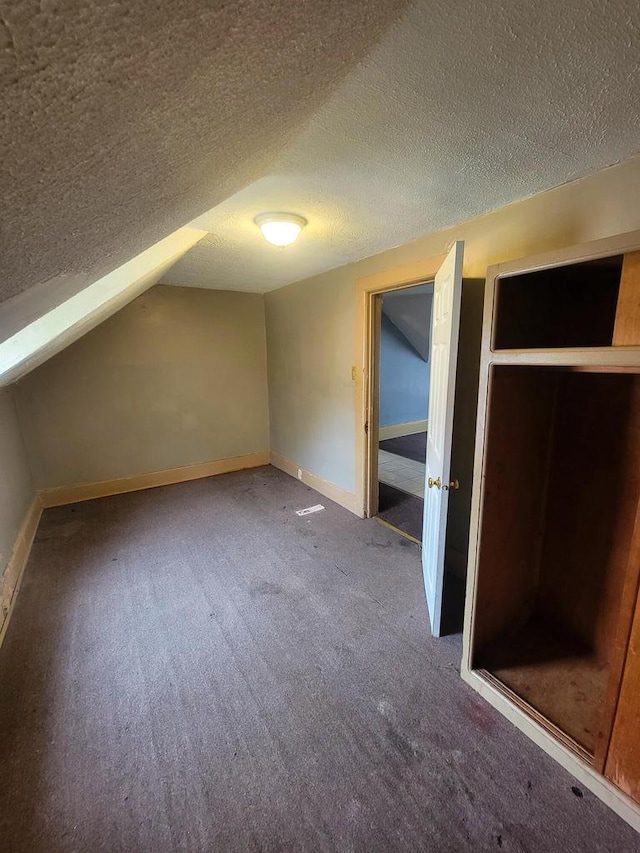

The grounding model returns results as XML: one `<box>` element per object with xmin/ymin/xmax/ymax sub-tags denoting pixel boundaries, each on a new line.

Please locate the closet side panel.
<box><xmin>472</xmin><ymin>368</ymin><xmax>557</xmax><ymax>655</ymax></box>
<box><xmin>613</xmin><ymin>251</ymin><xmax>640</xmax><ymax>346</ymax></box>
<box><xmin>605</xmin><ymin>585</ymin><xmax>640</xmax><ymax>804</ymax></box>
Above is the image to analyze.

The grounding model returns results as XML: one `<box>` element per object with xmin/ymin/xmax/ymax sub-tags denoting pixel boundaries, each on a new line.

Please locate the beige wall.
<box><xmin>265</xmin><ymin>271</ymin><xmax>357</xmax><ymax>493</ymax></box>
<box><xmin>11</xmin><ymin>154</ymin><xmax>640</xmax><ymax>503</ymax></box>
<box><xmin>265</xmin><ymin>154</ymin><xmax>640</xmax><ymax>501</ymax></box>
<box><xmin>16</xmin><ymin>286</ymin><xmax>269</xmax><ymax>489</ymax></box>
<box><xmin>0</xmin><ymin>390</ymin><xmax>35</xmax><ymax>581</ymax></box>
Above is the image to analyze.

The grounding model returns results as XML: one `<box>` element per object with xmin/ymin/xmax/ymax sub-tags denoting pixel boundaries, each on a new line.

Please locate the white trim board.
<box><xmin>0</xmin><ymin>228</ymin><xmax>206</xmax><ymax>387</ymax></box>
<box><xmin>379</xmin><ymin>419</ymin><xmax>428</xmax><ymax>440</ymax></box>
<box><xmin>270</xmin><ymin>452</ymin><xmax>361</xmax><ymax>517</ymax></box>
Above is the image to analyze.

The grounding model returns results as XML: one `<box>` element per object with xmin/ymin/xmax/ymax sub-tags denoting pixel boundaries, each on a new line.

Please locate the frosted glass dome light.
<box><xmin>255</xmin><ymin>213</ymin><xmax>307</xmax><ymax>247</ymax></box>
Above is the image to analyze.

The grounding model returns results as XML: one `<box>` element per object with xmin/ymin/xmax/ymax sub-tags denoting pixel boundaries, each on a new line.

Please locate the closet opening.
<box><xmin>493</xmin><ymin>255</ymin><xmax>623</xmax><ymax>350</ymax></box>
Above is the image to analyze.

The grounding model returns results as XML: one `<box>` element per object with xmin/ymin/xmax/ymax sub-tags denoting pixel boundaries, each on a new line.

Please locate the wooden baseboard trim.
<box><xmin>379</xmin><ymin>419</ymin><xmax>428</xmax><ymax>440</ymax></box>
<box><xmin>39</xmin><ymin>451</ymin><xmax>271</xmax><ymax>508</ymax></box>
<box><xmin>270</xmin><ymin>452</ymin><xmax>361</xmax><ymax>517</ymax></box>
<box><xmin>0</xmin><ymin>496</ymin><xmax>42</xmax><ymax>647</ymax></box>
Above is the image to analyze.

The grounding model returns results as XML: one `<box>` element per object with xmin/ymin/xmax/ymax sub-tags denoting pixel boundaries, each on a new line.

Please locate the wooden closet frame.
<box><xmin>461</xmin><ymin>227</ymin><xmax>640</xmax><ymax>832</ymax></box>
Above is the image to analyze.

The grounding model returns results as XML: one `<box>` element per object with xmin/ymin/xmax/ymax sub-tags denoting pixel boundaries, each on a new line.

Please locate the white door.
<box><xmin>422</xmin><ymin>241</ymin><xmax>464</xmax><ymax>637</ymax></box>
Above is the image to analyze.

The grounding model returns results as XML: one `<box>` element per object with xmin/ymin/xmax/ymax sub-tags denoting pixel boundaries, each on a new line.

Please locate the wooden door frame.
<box><xmin>355</xmin><ymin>254</ymin><xmax>445</xmax><ymax>518</ymax></box>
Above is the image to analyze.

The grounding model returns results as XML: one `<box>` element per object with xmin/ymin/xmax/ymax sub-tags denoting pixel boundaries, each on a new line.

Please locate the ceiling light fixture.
<box><xmin>254</xmin><ymin>213</ymin><xmax>307</xmax><ymax>247</ymax></box>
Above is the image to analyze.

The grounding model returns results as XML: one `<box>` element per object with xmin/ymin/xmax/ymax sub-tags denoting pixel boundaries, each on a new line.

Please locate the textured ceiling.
<box><xmin>0</xmin><ymin>0</ymin><xmax>408</xmax><ymax>304</ymax></box>
<box><xmin>163</xmin><ymin>0</ymin><xmax>640</xmax><ymax>293</ymax></box>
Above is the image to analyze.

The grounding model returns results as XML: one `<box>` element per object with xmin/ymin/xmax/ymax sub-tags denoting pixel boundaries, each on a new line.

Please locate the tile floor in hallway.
<box><xmin>378</xmin><ymin>449</ymin><xmax>426</xmax><ymax>498</ymax></box>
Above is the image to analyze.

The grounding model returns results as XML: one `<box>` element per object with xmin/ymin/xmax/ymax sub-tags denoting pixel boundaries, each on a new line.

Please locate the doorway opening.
<box><xmin>360</xmin><ymin>243</ymin><xmax>481</xmax><ymax>636</ymax></box>
<box><xmin>375</xmin><ymin>283</ymin><xmax>433</xmax><ymax>543</ymax></box>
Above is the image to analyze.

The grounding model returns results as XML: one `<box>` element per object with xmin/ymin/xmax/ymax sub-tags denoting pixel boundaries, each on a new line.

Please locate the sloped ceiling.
<box><xmin>0</xmin><ymin>228</ymin><xmax>205</xmax><ymax>386</ymax></box>
<box><xmin>0</xmin><ymin>0</ymin><xmax>408</xmax><ymax>305</ymax></box>
<box><xmin>163</xmin><ymin>0</ymin><xmax>640</xmax><ymax>292</ymax></box>
<box><xmin>382</xmin><ymin>285</ymin><xmax>433</xmax><ymax>362</ymax></box>
<box><xmin>2</xmin><ymin>0</ymin><xmax>640</xmax><ymax>356</ymax></box>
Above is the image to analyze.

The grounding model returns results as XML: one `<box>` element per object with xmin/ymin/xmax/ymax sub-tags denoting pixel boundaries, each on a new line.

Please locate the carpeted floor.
<box><xmin>377</xmin><ymin>481</ymin><xmax>423</xmax><ymax>542</ymax></box>
<box><xmin>0</xmin><ymin>465</ymin><xmax>638</xmax><ymax>852</ymax></box>
<box><xmin>379</xmin><ymin>431</ymin><xmax>427</xmax><ymax>463</ymax></box>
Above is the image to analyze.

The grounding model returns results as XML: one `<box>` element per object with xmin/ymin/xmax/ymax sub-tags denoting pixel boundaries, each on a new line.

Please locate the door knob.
<box><xmin>429</xmin><ymin>477</ymin><xmax>460</xmax><ymax>491</ymax></box>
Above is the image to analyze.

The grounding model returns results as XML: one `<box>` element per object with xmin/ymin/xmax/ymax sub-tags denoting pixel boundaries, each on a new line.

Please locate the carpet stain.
<box><xmin>250</xmin><ymin>581</ymin><xmax>282</xmax><ymax>597</ymax></box>
<box><xmin>377</xmin><ymin>702</ymin><xmax>423</xmax><ymax>765</ymax></box>
<box><xmin>36</xmin><ymin>519</ymin><xmax>84</xmax><ymax>541</ymax></box>
<box><xmin>459</xmin><ymin>695</ymin><xmax>497</xmax><ymax>734</ymax></box>
<box><xmin>385</xmin><ymin>721</ymin><xmax>423</xmax><ymax>765</ymax></box>
<box><xmin>298</xmin><ymin>528</ymin><xmax>316</xmax><ymax>538</ymax></box>
<box><xmin>347</xmin><ymin>797</ymin><xmax>362</xmax><ymax>822</ymax></box>
<box><xmin>377</xmin><ymin>699</ymin><xmax>393</xmax><ymax>716</ymax></box>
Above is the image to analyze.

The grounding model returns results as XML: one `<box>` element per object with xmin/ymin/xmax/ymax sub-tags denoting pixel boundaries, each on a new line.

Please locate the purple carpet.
<box><xmin>0</xmin><ymin>466</ymin><xmax>636</xmax><ymax>851</ymax></box>
<box><xmin>379</xmin><ymin>431</ymin><xmax>427</xmax><ymax>463</ymax></box>
<box><xmin>377</xmin><ymin>481</ymin><xmax>423</xmax><ymax>541</ymax></box>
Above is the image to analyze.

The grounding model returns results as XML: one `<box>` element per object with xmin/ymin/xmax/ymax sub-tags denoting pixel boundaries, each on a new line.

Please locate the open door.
<box><xmin>422</xmin><ymin>241</ymin><xmax>464</xmax><ymax>636</ymax></box>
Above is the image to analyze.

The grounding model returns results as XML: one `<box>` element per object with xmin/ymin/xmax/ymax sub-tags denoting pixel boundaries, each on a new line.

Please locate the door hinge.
<box><xmin>364</xmin><ymin>421</ymin><xmax>369</xmax><ymax>435</ymax></box>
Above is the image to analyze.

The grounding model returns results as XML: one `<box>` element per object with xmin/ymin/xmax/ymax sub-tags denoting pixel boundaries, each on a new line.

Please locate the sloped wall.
<box><xmin>15</xmin><ymin>286</ymin><xmax>269</xmax><ymax>489</ymax></box>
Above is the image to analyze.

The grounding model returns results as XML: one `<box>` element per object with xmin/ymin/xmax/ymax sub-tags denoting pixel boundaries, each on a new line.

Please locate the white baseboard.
<box><xmin>39</xmin><ymin>451</ymin><xmax>271</xmax><ymax>508</ymax></box>
<box><xmin>270</xmin><ymin>452</ymin><xmax>361</xmax><ymax>517</ymax></box>
<box><xmin>0</xmin><ymin>496</ymin><xmax>42</xmax><ymax>647</ymax></box>
<box><xmin>379</xmin><ymin>419</ymin><xmax>428</xmax><ymax>440</ymax></box>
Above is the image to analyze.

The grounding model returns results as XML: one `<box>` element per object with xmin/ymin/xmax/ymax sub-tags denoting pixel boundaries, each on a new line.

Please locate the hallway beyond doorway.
<box><xmin>377</xmin><ymin>448</ymin><xmax>425</xmax><ymax>498</ymax></box>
